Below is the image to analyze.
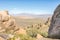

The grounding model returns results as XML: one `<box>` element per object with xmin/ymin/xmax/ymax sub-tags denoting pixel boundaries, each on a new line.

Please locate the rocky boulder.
<box><xmin>15</xmin><ymin>28</ymin><xmax>27</xmax><ymax>35</ymax></box>
<box><xmin>36</xmin><ymin>34</ymin><xmax>43</xmax><ymax>39</ymax></box>
<box><xmin>0</xmin><ymin>37</ymin><xmax>4</xmax><ymax>40</ymax></box>
<box><xmin>0</xmin><ymin>10</ymin><xmax>20</xmax><ymax>40</ymax></box>
<box><xmin>0</xmin><ymin>10</ymin><xmax>27</xmax><ymax>40</ymax></box>
<box><xmin>48</xmin><ymin>4</ymin><xmax>60</xmax><ymax>39</ymax></box>
<box><xmin>0</xmin><ymin>10</ymin><xmax>19</xmax><ymax>33</ymax></box>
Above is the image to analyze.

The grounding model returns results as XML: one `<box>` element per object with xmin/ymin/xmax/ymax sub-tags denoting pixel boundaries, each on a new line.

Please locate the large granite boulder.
<box><xmin>48</xmin><ymin>4</ymin><xmax>60</xmax><ymax>39</ymax></box>
<box><xmin>0</xmin><ymin>10</ymin><xmax>27</xmax><ymax>40</ymax></box>
<box><xmin>0</xmin><ymin>10</ymin><xmax>19</xmax><ymax>33</ymax></box>
<box><xmin>0</xmin><ymin>10</ymin><xmax>20</xmax><ymax>40</ymax></box>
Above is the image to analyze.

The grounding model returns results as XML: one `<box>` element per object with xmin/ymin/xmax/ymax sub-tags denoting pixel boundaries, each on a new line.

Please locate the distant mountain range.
<box><xmin>13</xmin><ymin>13</ymin><xmax>52</xmax><ymax>16</ymax></box>
<box><xmin>12</xmin><ymin>13</ymin><xmax>52</xmax><ymax>19</ymax></box>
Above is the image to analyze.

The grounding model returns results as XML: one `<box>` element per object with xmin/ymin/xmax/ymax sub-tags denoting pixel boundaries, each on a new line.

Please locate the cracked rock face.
<box><xmin>48</xmin><ymin>4</ymin><xmax>60</xmax><ymax>39</ymax></box>
<box><xmin>0</xmin><ymin>10</ymin><xmax>27</xmax><ymax>40</ymax></box>
<box><xmin>0</xmin><ymin>10</ymin><xmax>19</xmax><ymax>33</ymax></box>
<box><xmin>0</xmin><ymin>10</ymin><xmax>19</xmax><ymax>40</ymax></box>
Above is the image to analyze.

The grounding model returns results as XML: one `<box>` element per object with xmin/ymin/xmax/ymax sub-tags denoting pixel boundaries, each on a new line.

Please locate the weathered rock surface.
<box><xmin>15</xmin><ymin>28</ymin><xmax>27</xmax><ymax>35</ymax></box>
<box><xmin>0</xmin><ymin>10</ymin><xmax>19</xmax><ymax>40</ymax></box>
<box><xmin>48</xmin><ymin>4</ymin><xmax>60</xmax><ymax>39</ymax></box>
<box><xmin>36</xmin><ymin>34</ymin><xmax>43</xmax><ymax>40</ymax></box>
<box><xmin>0</xmin><ymin>10</ymin><xmax>19</xmax><ymax>32</ymax></box>
<box><xmin>0</xmin><ymin>37</ymin><xmax>5</xmax><ymax>40</ymax></box>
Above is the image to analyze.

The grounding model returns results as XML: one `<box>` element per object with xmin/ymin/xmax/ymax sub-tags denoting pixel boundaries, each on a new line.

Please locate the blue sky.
<box><xmin>0</xmin><ymin>0</ymin><xmax>60</xmax><ymax>15</ymax></box>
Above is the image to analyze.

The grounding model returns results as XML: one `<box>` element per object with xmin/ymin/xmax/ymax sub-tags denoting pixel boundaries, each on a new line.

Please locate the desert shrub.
<box><xmin>39</xmin><ymin>31</ymin><xmax>48</xmax><ymax>38</ymax></box>
<box><xmin>27</xmin><ymin>26</ymin><xmax>30</xmax><ymax>28</ymax></box>
<box><xmin>26</xmin><ymin>22</ymin><xmax>49</xmax><ymax>38</ymax></box>
<box><xmin>29</xmin><ymin>32</ymin><xmax>37</xmax><ymax>38</ymax></box>
<box><xmin>8</xmin><ymin>34</ymin><xmax>36</xmax><ymax>40</ymax></box>
<box><xmin>45</xmin><ymin>17</ymin><xmax>50</xmax><ymax>25</ymax></box>
<box><xmin>37</xmin><ymin>27</ymin><xmax>40</xmax><ymax>29</ymax></box>
<box><xmin>18</xmin><ymin>34</ymin><xmax>36</xmax><ymax>40</ymax></box>
<box><xmin>31</xmin><ymin>25</ymin><xmax>33</xmax><ymax>28</ymax></box>
<box><xmin>26</xmin><ymin>28</ymin><xmax>37</xmax><ymax>38</ymax></box>
<box><xmin>8</xmin><ymin>36</ymin><xmax>15</xmax><ymax>40</ymax></box>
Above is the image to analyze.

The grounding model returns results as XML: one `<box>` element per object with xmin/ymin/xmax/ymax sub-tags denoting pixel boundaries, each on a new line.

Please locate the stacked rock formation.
<box><xmin>48</xmin><ymin>4</ymin><xmax>60</xmax><ymax>39</ymax></box>
<box><xmin>0</xmin><ymin>10</ymin><xmax>27</xmax><ymax>40</ymax></box>
<box><xmin>0</xmin><ymin>10</ymin><xmax>19</xmax><ymax>33</ymax></box>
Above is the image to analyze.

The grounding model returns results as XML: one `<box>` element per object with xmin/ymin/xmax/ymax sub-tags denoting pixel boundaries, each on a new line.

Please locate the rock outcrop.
<box><xmin>15</xmin><ymin>28</ymin><xmax>27</xmax><ymax>35</ymax></box>
<box><xmin>36</xmin><ymin>34</ymin><xmax>43</xmax><ymax>39</ymax></box>
<box><xmin>48</xmin><ymin>4</ymin><xmax>60</xmax><ymax>39</ymax></box>
<box><xmin>0</xmin><ymin>37</ymin><xmax>5</xmax><ymax>40</ymax></box>
<box><xmin>0</xmin><ymin>10</ymin><xmax>27</xmax><ymax>40</ymax></box>
<box><xmin>0</xmin><ymin>10</ymin><xmax>19</xmax><ymax>33</ymax></box>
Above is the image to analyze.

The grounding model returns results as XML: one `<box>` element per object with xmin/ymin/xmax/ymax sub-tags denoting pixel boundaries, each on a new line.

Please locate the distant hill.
<box><xmin>13</xmin><ymin>13</ymin><xmax>52</xmax><ymax>16</ymax></box>
<box><xmin>13</xmin><ymin>13</ymin><xmax>52</xmax><ymax>19</ymax></box>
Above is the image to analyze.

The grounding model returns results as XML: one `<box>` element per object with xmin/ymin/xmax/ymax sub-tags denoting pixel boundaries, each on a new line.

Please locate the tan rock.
<box><xmin>36</xmin><ymin>34</ymin><xmax>43</xmax><ymax>39</ymax></box>
<box><xmin>36</xmin><ymin>34</ymin><xmax>43</xmax><ymax>40</ymax></box>
<box><xmin>0</xmin><ymin>10</ymin><xmax>19</xmax><ymax>33</ymax></box>
<box><xmin>15</xmin><ymin>28</ymin><xmax>27</xmax><ymax>35</ymax></box>
<box><xmin>0</xmin><ymin>10</ymin><xmax>8</xmax><ymax>15</ymax></box>
<box><xmin>0</xmin><ymin>11</ymin><xmax>9</xmax><ymax>22</ymax></box>
<box><xmin>2</xmin><ymin>15</ymin><xmax>10</xmax><ymax>22</ymax></box>
<box><xmin>3</xmin><ymin>18</ymin><xmax>16</xmax><ymax>29</ymax></box>
<box><xmin>0</xmin><ymin>37</ymin><xmax>4</xmax><ymax>40</ymax></box>
<box><xmin>8</xmin><ymin>34</ymin><xmax>14</xmax><ymax>38</ymax></box>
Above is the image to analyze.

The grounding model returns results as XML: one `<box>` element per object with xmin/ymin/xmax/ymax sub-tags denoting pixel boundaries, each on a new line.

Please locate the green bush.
<box><xmin>39</xmin><ymin>32</ymin><xmax>48</xmax><ymax>37</ymax></box>
<box><xmin>26</xmin><ymin>29</ymin><xmax>37</xmax><ymax>38</ymax></box>
<box><xmin>19</xmin><ymin>34</ymin><xmax>36</xmax><ymax>40</ymax></box>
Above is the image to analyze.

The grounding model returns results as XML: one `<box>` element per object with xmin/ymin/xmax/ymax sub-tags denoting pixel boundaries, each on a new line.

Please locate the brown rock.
<box><xmin>0</xmin><ymin>10</ymin><xmax>8</xmax><ymax>15</ymax></box>
<box><xmin>36</xmin><ymin>34</ymin><xmax>43</xmax><ymax>39</ymax></box>
<box><xmin>0</xmin><ymin>10</ymin><xmax>19</xmax><ymax>33</ymax></box>
<box><xmin>36</xmin><ymin>34</ymin><xmax>43</xmax><ymax>40</ymax></box>
<box><xmin>0</xmin><ymin>37</ymin><xmax>4</xmax><ymax>40</ymax></box>
<box><xmin>15</xmin><ymin>28</ymin><xmax>27</xmax><ymax>35</ymax></box>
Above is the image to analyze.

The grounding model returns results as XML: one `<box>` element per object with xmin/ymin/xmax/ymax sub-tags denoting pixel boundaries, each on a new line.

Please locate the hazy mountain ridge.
<box><xmin>13</xmin><ymin>13</ymin><xmax>52</xmax><ymax>19</ymax></box>
<box><xmin>13</xmin><ymin>13</ymin><xmax>52</xmax><ymax>16</ymax></box>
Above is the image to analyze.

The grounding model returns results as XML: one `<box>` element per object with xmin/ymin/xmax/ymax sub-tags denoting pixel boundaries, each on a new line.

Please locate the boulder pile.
<box><xmin>0</xmin><ymin>10</ymin><xmax>27</xmax><ymax>40</ymax></box>
<box><xmin>0</xmin><ymin>10</ymin><xmax>19</xmax><ymax>33</ymax></box>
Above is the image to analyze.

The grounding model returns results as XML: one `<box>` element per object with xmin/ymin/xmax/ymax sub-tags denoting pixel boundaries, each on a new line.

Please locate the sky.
<box><xmin>0</xmin><ymin>0</ymin><xmax>60</xmax><ymax>15</ymax></box>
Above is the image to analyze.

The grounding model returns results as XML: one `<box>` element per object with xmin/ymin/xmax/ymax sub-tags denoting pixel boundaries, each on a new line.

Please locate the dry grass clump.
<box><xmin>8</xmin><ymin>34</ymin><xmax>36</xmax><ymax>40</ymax></box>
